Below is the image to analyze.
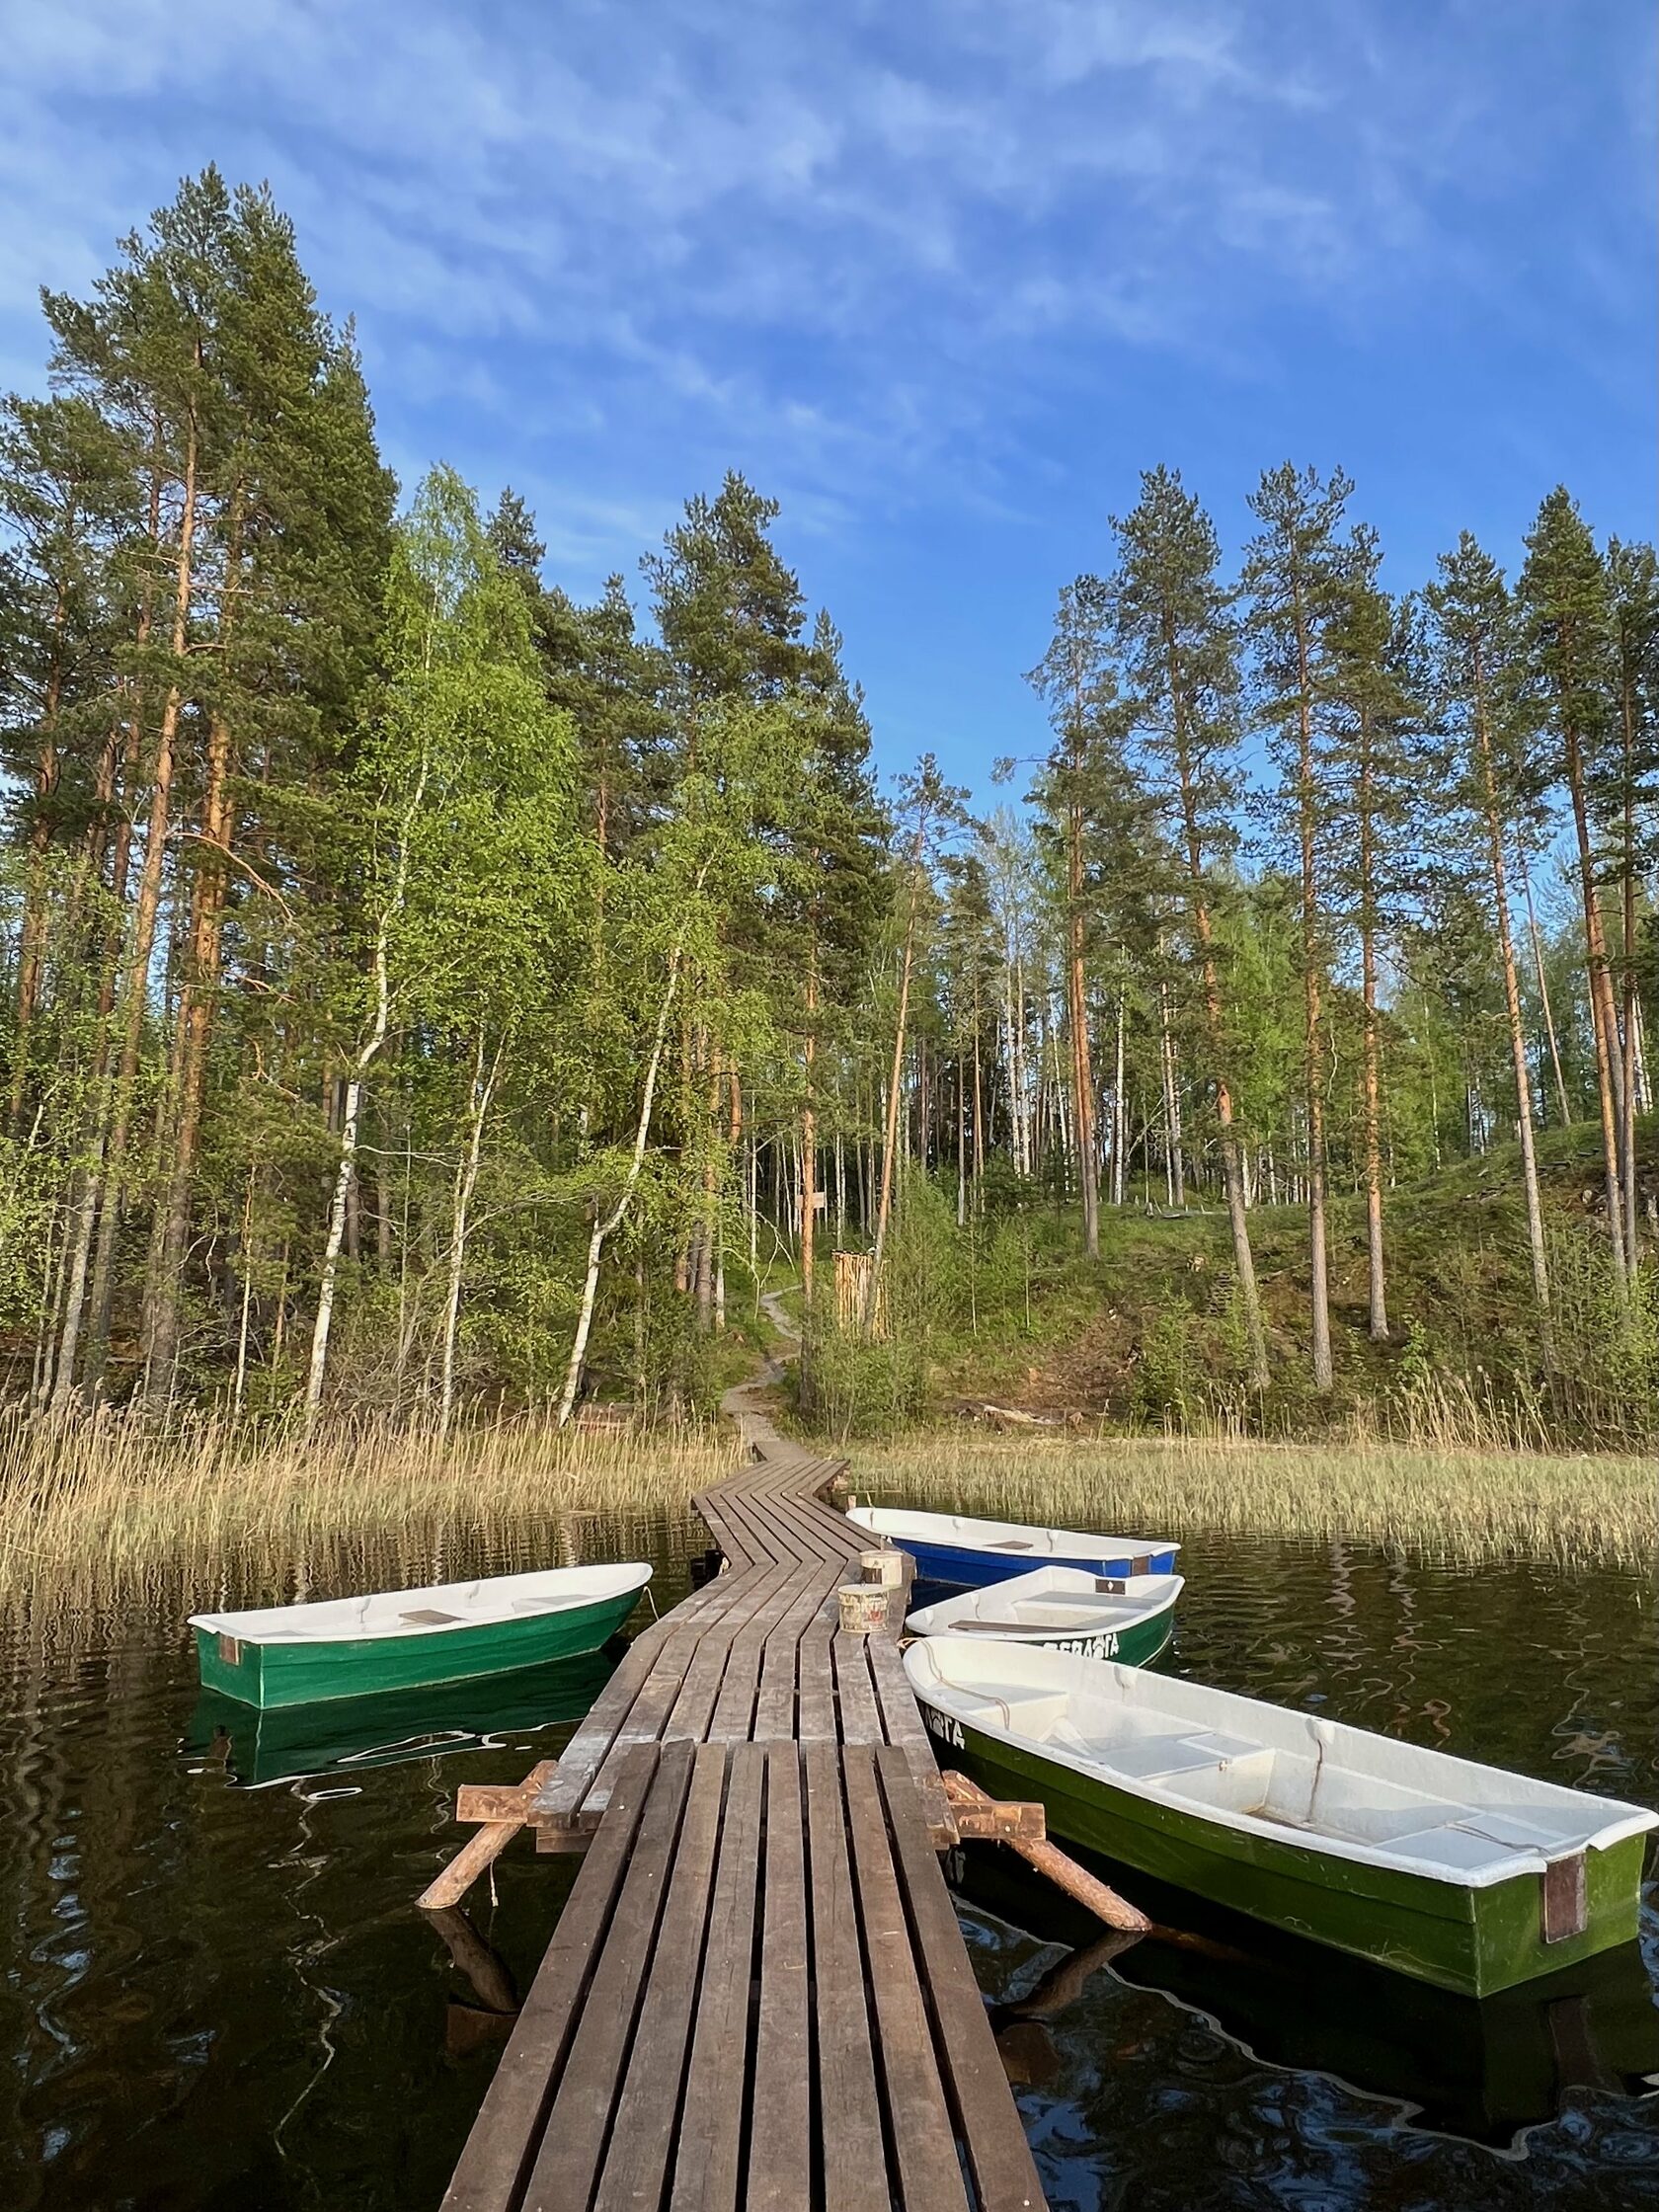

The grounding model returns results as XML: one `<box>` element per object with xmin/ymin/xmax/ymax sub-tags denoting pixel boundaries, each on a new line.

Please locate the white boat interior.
<box><xmin>191</xmin><ymin>1562</ymin><xmax>652</xmax><ymax>1645</ymax></box>
<box><xmin>907</xmin><ymin>1566</ymin><xmax>1182</xmax><ymax>1640</ymax></box>
<box><xmin>847</xmin><ymin>1504</ymin><xmax>1176</xmax><ymax>1562</ymax></box>
<box><xmin>906</xmin><ymin>1635</ymin><xmax>1657</xmax><ymax>1887</ymax></box>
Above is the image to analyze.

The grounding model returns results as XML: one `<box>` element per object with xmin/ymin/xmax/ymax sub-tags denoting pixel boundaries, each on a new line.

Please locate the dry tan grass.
<box><xmin>849</xmin><ymin>1431</ymin><xmax>1659</xmax><ymax>1569</ymax></box>
<box><xmin>0</xmin><ymin>1409</ymin><xmax>725</xmax><ymax>1614</ymax></box>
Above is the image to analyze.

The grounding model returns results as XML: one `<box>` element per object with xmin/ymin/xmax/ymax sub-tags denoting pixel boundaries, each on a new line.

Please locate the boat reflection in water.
<box><xmin>951</xmin><ymin>1841</ymin><xmax>1659</xmax><ymax>2150</ymax></box>
<box><xmin>182</xmin><ymin>1646</ymin><xmax>618</xmax><ymax>1788</ymax></box>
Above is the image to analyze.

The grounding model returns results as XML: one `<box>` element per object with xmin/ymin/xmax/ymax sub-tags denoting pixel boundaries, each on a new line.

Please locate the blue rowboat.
<box><xmin>844</xmin><ymin>1504</ymin><xmax>1177</xmax><ymax>1589</ymax></box>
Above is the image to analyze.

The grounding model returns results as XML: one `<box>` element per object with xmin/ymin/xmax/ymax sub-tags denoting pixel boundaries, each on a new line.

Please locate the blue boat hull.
<box><xmin>900</xmin><ymin>1538</ymin><xmax>1179</xmax><ymax>1589</ymax></box>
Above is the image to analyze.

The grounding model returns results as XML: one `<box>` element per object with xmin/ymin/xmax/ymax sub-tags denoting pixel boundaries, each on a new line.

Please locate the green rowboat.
<box><xmin>906</xmin><ymin>1635</ymin><xmax>1657</xmax><ymax>1996</ymax></box>
<box><xmin>190</xmin><ymin>1561</ymin><xmax>651</xmax><ymax>1709</ymax></box>
<box><xmin>906</xmin><ymin>1565</ymin><xmax>1180</xmax><ymax>1666</ymax></box>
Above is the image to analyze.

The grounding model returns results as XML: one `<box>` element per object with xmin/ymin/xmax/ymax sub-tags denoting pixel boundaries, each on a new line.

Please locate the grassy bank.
<box><xmin>848</xmin><ymin>1431</ymin><xmax>1659</xmax><ymax>1570</ymax></box>
<box><xmin>0</xmin><ymin>1411</ymin><xmax>726</xmax><ymax>1614</ymax></box>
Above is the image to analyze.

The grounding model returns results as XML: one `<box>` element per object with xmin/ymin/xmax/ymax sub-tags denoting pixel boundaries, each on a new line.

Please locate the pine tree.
<box><xmin>1243</xmin><ymin>463</ymin><xmax>1354</xmax><ymax>1391</ymax></box>
<box><xmin>1425</xmin><ymin>534</ymin><xmax>1553</xmax><ymax>1335</ymax></box>
<box><xmin>1324</xmin><ymin>524</ymin><xmax>1423</xmax><ymax>1343</ymax></box>
<box><xmin>1518</xmin><ymin>489</ymin><xmax>1627</xmax><ymax>1291</ymax></box>
<box><xmin>1604</xmin><ymin>536</ymin><xmax>1659</xmax><ymax>1264</ymax></box>
<box><xmin>1106</xmin><ymin>466</ymin><xmax>1270</xmax><ymax>1386</ymax></box>
<box><xmin>1027</xmin><ymin>578</ymin><xmax>1117</xmax><ymax>1256</ymax></box>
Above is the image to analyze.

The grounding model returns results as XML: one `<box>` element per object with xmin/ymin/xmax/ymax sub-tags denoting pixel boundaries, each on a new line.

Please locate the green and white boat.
<box><xmin>906</xmin><ymin>1566</ymin><xmax>1181</xmax><ymax>1667</ymax></box>
<box><xmin>905</xmin><ymin>1635</ymin><xmax>1657</xmax><ymax>1996</ymax></box>
<box><xmin>190</xmin><ymin>1562</ymin><xmax>652</xmax><ymax>1710</ymax></box>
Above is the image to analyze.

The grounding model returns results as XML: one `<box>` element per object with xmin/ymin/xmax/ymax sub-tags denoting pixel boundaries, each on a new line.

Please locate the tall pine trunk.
<box><xmin>1471</xmin><ymin>646</ymin><xmax>1551</xmax><ymax>1334</ymax></box>
<box><xmin>1357</xmin><ymin>734</ymin><xmax>1387</xmax><ymax>1342</ymax></box>
<box><xmin>1293</xmin><ymin>603</ymin><xmax>1334</xmax><ymax>1391</ymax></box>
<box><xmin>82</xmin><ymin>415</ymin><xmax>199</xmax><ymax>1397</ymax></box>
<box><xmin>1559</xmin><ymin>701</ymin><xmax>1629</xmax><ymax>1291</ymax></box>
<box><xmin>801</xmin><ymin>947</ymin><xmax>819</xmax><ymax>1307</ymax></box>
<box><xmin>1517</xmin><ymin>843</ymin><xmax>1572</xmax><ymax>1129</ymax></box>
<box><xmin>1066</xmin><ymin>791</ymin><xmax>1099</xmax><ymax>1254</ymax></box>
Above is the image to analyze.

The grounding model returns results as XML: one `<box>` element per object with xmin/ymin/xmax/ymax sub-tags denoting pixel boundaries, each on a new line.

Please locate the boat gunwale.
<box><xmin>847</xmin><ymin>1503</ymin><xmax>1180</xmax><ymax>1561</ymax></box>
<box><xmin>905</xmin><ymin>1636</ymin><xmax>1659</xmax><ymax>1891</ymax></box>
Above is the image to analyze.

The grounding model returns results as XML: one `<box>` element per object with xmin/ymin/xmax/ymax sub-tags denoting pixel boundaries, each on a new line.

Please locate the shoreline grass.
<box><xmin>847</xmin><ymin>1430</ymin><xmax>1659</xmax><ymax>1571</ymax></box>
<box><xmin>0</xmin><ymin>1410</ymin><xmax>726</xmax><ymax>1618</ymax></box>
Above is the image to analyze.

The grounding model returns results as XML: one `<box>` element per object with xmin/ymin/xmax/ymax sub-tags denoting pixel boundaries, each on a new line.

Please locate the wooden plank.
<box><xmin>440</xmin><ymin>1747</ymin><xmax>659</xmax><ymax>2212</ymax></box>
<box><xmin>830</xmin><ymin>1629</ymin><xmax>885</xmax><ymax>1746</ymax></box>
<box><xmin>707</xmin><ymin>1563</ymin><xmax>823</xmax><ymax>1743</ymax></box>
<box><xmin>795</xmin><ymin>1595</ymin><xmax>839</xmax><ymax>1745</ymax></box>
<box><xmin>519</xmin><ymin>1740</ymin><xmax>697</xmax><ymax>2212</ymax></box>
<box><xmin>877</xmin><ymin>1745</ymin><xmax>1045</xmax><ymax>2212</ymax></box>
<box><xmin>803</xmin><ymin>1744</ymin><xmax>889</xmax><ymax>2212</ymax></box>
<box><xmin>840</xmin><ymin>1747</ymin><xmax>971</xmax><ymax>2212</ymax></box>
<box><xmin>751</xmin><ymin>1562</ymin><xmax>840</xmax><ymax>1741</ymax></box>
<box><xmin>746</xmin><ymin>1746</ymin><xmax>813</xmax><ymax>2212</ymax></box>
<box><xmin>593</xmin><ymin>1743</ymin><xmax>729</xmax><ymax>2212</ymax></box>
<box><xmin>669</xmin><ymin>1743</ymin><xmax>765</xmax><ymax>2212</ymax></box>
<box><xmin>866</xmin><ymin>1631</ymin><xmax>957</xmax><ymax>1849</ymax></box>
<box><xmin>535</xmin><ymin>1628</ymin><xmax>701</xmax><ymax>1838</ymax></box>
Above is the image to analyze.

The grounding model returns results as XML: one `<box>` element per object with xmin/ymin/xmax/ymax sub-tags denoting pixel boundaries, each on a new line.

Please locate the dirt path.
<box><xmin>721</xmin><ymin>1286</ymin><xmax>801</xmax><ymax>1445</ymax></box>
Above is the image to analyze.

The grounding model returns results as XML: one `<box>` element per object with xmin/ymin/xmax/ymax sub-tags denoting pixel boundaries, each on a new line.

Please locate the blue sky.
<box><xmin>1</xmin><ymin>1</ymin><xmax>1653</xmax><ymax>800</ymax></box>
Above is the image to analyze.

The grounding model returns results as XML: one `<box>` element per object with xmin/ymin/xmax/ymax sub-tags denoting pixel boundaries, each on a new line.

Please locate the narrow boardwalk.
<box><xmin>440</xmin><ymin>1379</ymin><xmax>1045</xmax><ymax>2212</ymax></box>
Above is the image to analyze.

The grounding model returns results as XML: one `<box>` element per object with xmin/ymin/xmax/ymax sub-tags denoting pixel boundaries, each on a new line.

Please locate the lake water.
<box><xmin>1</xmin><ymin>1507</ymin><xmax>1654</xmax><ymax>2210</ymax></box>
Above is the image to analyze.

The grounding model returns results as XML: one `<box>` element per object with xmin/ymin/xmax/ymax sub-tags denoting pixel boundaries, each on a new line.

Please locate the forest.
<box><xmin>2</xmin><ymin>171</ymin><xmax>1655</xmax><ymax>1447</ymax></box>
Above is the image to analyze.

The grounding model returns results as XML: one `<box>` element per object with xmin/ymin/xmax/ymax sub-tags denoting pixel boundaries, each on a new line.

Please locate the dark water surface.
<box><xmin>1</xmin><ymin>1509</ymin><xmax>1655</xmax><ymax>2210</ymax></box>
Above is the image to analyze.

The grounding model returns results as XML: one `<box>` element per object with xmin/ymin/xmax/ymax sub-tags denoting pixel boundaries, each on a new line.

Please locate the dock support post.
<box><xmin>417</xmin><ymin>1758</ymin><xmax>556</xmax><ymax>1912</ymax></box>
<box><xmin>942</xmin><ymin>1771</ymin><xmax>1150</xmax><ymax>1935</ymax></box>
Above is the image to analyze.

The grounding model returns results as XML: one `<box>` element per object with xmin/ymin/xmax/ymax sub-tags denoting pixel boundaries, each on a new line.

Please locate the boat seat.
<box><xmin>1092</xmin><ymin>1727</ymin><xmax>1265</xmax><ymax>1784</ymax></box>
<box><xmin>399</xmin><ymin>1608</ymin><xmax>464</xmax><ymax>1626</ymax></box>
<box><xmin>1385</xmin><ymin>1824</ymin><xmax>1521</xmax><ymax>1875</ymax></box>
<box><xmin>954</xmin><ymin>1687</ymin><xmax>1070</xmax><ymax>1736</ymax></box>
<box><xmin>1450</xmin><ymin>1807</ymin><xmax>1577</xmax><ymax>1850</ymax></box>
<box><xmin>1102</xmin><ymin>1734</ymin><xmax>1235</xmax><ymax>1781</ymax></box>
<box><xmin>1183</xmin><ymin>1730</ymin><xmax>1260</xmax><ymax>1762</ymax></box>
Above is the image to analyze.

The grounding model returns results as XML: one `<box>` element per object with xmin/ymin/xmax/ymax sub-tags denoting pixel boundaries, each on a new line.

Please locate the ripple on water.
<box><xmin>0</xmin><ymin>1518</ymin><xmax>1654</xmax><ymax>2208</ymax></box>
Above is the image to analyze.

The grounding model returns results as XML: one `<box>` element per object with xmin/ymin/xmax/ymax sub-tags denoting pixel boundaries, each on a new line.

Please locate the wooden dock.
<box><xmin>439</xmin><ymin>1388</ymin><xmax>1045</xmax><ymax>2212</ymax></box>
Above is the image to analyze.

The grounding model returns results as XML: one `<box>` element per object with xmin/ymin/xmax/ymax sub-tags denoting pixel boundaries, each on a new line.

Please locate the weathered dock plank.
<box><xmin>437</xmin><ymin>1393</ymin><xmax>1043</xmax><ymax>2211</ymax></box>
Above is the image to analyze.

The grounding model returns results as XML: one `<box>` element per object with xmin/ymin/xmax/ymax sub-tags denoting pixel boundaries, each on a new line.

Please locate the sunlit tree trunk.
<box><xmin>1561</xmin><ymin>708</ymin><xmax>1629</xmax><ymax>1290</ymax></box>
<box><xmin>82</xmin><ymin>414</ymin><xmax>199</xmax><ymax>1397</ymax></box>
<box><xmin>1469</xmin><ymin>645</ymin><xmax>1552</xmax><ymax>1334</ymax></box>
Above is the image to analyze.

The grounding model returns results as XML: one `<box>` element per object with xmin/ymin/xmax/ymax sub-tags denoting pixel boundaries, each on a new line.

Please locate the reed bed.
<box><xmin>0</xmin><ymin>1409</ymin><xmax>726</xmax><ymax>1618</ymax></box>
<box><xmin>850</xmin><ymin>1431</ymin><xmax>1659</xmax><ymax>1570</ymax></box>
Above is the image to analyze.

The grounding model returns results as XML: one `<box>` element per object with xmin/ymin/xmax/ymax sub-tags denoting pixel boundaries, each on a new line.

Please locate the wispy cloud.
<box><xmin>0</xmin><ymin>0</ymin><xmax>1648</xmax><ymax>777</ymax></box>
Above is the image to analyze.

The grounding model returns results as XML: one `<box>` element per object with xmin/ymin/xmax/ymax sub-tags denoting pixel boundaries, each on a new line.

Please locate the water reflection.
<box><xmin>0</xmin><ymin>1513</ymin><xmax>1653</xmax><ymax>2209</ymax></box>
<box><xmin>955</xmin><ymin>1843</ymin><xmax>1659</xmax><ymax>2149</ymax></box>
<box><xmin>183</xmin><ymin>1649</ymin><xmax>619</xmax><ymax>1790</ymax></box>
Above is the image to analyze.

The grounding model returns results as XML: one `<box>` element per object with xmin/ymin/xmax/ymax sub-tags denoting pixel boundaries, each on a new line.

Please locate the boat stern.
<box><xmin>193</xmin><ymin>1620</ymin><xmax>267</xmax><ymax>1707</ymax></box>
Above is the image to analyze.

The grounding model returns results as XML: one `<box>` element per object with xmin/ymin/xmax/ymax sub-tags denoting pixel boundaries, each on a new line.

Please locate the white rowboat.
<box><xmin>906</xmin><ymin>1566</ymin><xmax>1182</xmax><ymax>1666</ymax></box>
<box><xmin>905</xmin><ymin>1634</ymin><xmax>1657</xmax><ymax>1994</ymax></box>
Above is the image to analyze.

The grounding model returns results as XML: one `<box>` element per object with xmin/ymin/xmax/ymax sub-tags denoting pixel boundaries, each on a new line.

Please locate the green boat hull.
<box><xmin>923</xmin><ymin>1705</ymin><xmax>1650</xmax><ymax>1997</ymax></box>
<box><xmin>1014</xmin><ymin>1607</ymin><xmax>1175</xmax><ymax>1668</ymax></box>
<box><xmin>194</xmin><ymin>1585</ymin><xmax>645</xmax><ymax>1709</ymax></box>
